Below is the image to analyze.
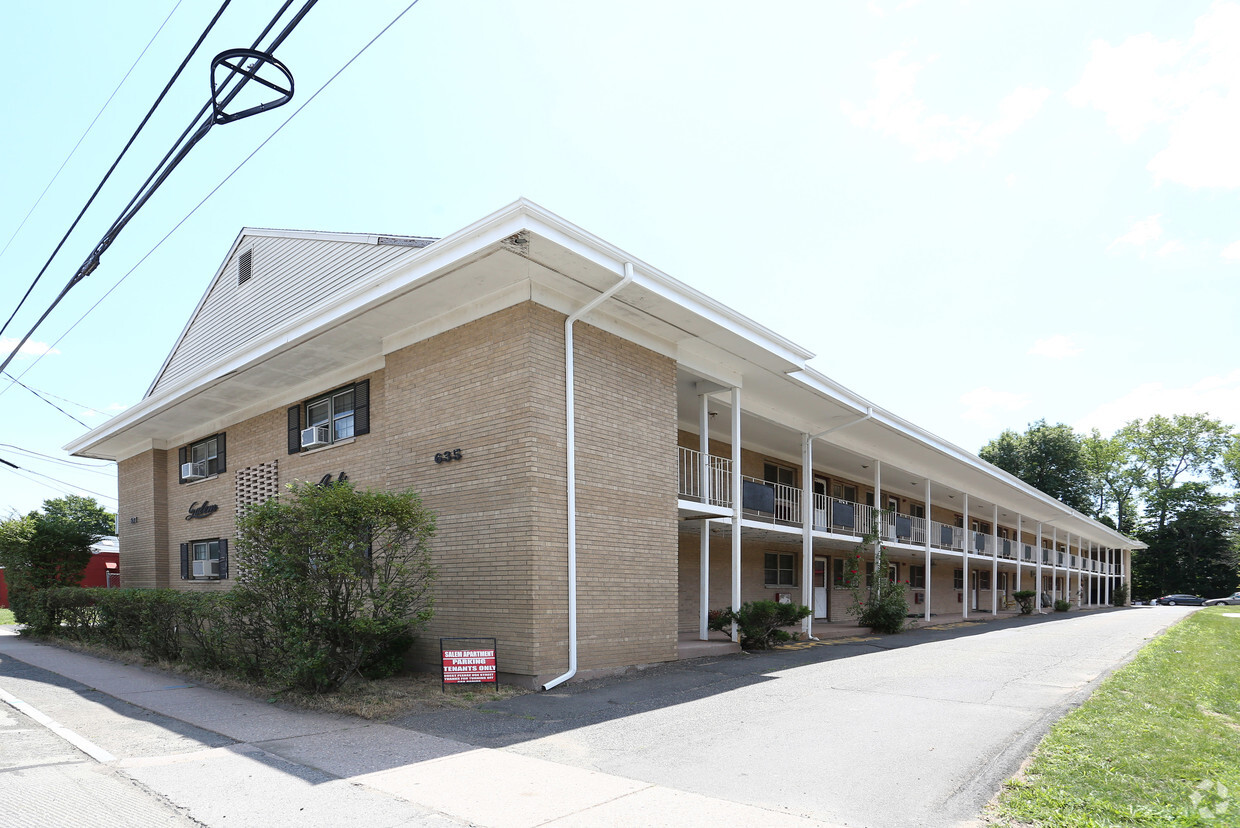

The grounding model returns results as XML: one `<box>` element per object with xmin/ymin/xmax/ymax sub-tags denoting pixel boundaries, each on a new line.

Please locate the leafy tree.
<box><xmin>0</xmin><ymin>496</ymin><xmax>112</xmax><ymax>623</ymax></box>
<box><xmin>1124</xmin><ymin>414</ymin><xmax>1232</xmax><ymax>530</ymax></box>
<box><xmin>232</xmin><ymin>480</ymin><xmax>436</xmax><ymax>691</ymax></box>
<box><xmin>40</xmin><ymin>494</ymin><xmax>116</xmax><ymax>537</ymax></box>
<box><xmin>1133</xmin><ymin>485</ymin><xmax>1238</xmax><ymax>599</ymax></box>
<box><xmin>980</xmin><ymin>420</ymin><xmax>1093</xmax><ymax>514</ymax></box>
<box><xmin>1081</xmin><ymin>429</ymin><xmax>1142</xmax><ymax>533</ymax></box>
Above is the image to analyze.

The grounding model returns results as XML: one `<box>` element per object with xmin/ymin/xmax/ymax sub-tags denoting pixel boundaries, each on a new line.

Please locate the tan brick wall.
<box><xmin>117</xmin><ymin>450</ymin><xmax>169</xmax><ymax>588</ymax></box>
<box><xmin>120</xmin><ymin>300</ymin><xmax>677</xmax><ymax>681</ymax></box>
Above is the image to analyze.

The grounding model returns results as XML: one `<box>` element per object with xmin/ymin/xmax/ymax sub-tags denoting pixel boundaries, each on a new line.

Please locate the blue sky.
<box><xmin>2</xmin><ymin>0</ymin><xmax>1238</xmax><ymax>518</ymax></box>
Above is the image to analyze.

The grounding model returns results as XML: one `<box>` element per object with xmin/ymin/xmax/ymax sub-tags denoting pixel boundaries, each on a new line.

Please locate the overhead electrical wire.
<box><xmin>2</xmin><ymin>371</ymin><xmax>90</xmax><ymax>427</ymax></box>
<box><xmin>2</xmin><ymin>0</ymin><xmax>422</xmax><ymax>398</ymax></box>
<box><xmin>0</xmin><ymin>0</ymin><xmax>187</xmax><ymax>269</ymax></box>
<box><xmin>0</xmin><ymin>0</ymin><xmax>317</xmax><ymax>380</ymax></box>
<box><xmin>0</xmin><ymin>0</ymin><xmax>235</xmax><ymax>344</ymax></box>
<box><xmin>0</xmin><ymin>443</ymin><xmax>115</xmax><ymax>474</ymax></box>
<box><xmin>0</xmin><ymin>456</ymin><xmax>118</xmax><ymax>502</ymax></box>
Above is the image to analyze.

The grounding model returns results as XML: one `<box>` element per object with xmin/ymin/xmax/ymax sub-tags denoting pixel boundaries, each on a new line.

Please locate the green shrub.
<box><xmin>1014</xmin><ymin>590</ymin><xmax>1037</xmax><ymax>615</ymax></box>
<box><xmin>842</xmin><ymin>518</ymin><xmax>910</xmax><ymax>634</ymax></box>
<box><xmin>709</xmin><ymin>600</ymin><xmax>810</xmax><ymax>649</ymax></box>
<box><xmin>1054</xmin><ymin>598</ymin><xmax>1071</xmax><ymax>612</ymax></box>
<box><xmin>233</xmin><ymin>480</ymin><xmax>436</xmax><ymax>691</ymax></box>
<box><xmin>1111</xmin><ymin>581</ymin><xmax>1130</xmax><ymax>607</ymax></box>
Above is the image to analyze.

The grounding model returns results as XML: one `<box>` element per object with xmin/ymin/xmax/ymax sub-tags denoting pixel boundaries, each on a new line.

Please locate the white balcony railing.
<box><xmin>676</xmin><ymin>449</ymin><xmax>1106</xmax><ymax>570</ymax></box>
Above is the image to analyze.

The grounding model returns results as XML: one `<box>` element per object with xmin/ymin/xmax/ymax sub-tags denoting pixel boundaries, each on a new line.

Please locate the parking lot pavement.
<box><xmin>0</xmin><ymin>607</ymin><xmax>1192</xmax><ymax>827</ymax></box>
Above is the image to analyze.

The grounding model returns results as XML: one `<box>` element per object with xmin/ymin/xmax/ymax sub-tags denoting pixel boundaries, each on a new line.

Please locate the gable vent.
<box><xmin>237</xmin><ymin>249</ymin><xmax>253</xmax><ymax>286</ymax></box>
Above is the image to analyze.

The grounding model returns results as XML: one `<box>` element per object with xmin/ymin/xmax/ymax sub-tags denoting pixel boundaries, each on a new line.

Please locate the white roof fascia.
<box><xmin>515</xmin><ymin>199</ymin><xmax>815</xmax><ymax>370</ymax></box>
<box><xmin>790</xmin><ymin>365</ymin><xmax>1143</xmax><ymax>549</ymax></box>
<box><xmin>70</xmin><ymin>204</ymin><xmax>550</xmax><ymax>458</ymax></box>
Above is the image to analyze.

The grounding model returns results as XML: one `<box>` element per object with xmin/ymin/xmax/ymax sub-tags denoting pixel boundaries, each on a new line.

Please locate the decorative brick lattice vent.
<box><xmin>235</xmin><ymin>460</ymin><xmax>279</xmax><ymax>515</ymax></box>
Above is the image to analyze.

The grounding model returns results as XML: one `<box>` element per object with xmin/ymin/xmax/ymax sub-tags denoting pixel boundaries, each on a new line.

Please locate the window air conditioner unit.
<box><xmin>301</xmin><ymin>425</ymin><xmax>330</xmax><ymax>449</ymax></box>
<box><xmin>181</xmin><ymin>462</ymin><xmax>207</xmax><ymax>481</ymax></box>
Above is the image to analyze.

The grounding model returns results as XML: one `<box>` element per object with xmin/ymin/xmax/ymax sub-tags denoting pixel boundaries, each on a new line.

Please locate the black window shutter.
<box><xmin>180</xmin><ymin>543</ymin><xmax>190</xmax><ymax>580</ymax></box>
<box><xmin>354</xmin><ymin>379</ymin><xmax>370</xmax><ymax>436</ymax></box>
<box><xmin>216</xmin><ymin>433</ymin><xmax>226</xmax><ymax>473</ymax></box>
<box><xmin>218</xmin><ymin>539</ymin><xmax>229</xmax><ymax>580</ymax></box>
<box><xmin>287</xmin><ymin>405</ymin><xmax>302</xmax><ymax>455</ymax></box>
<box><xmin>178</xmin><ymin>447</ymin><xmax>187</xmax><ymax>484</ymax></box>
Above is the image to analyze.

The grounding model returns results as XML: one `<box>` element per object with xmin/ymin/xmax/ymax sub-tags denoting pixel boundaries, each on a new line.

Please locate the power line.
<box><xmin>0</xmin><ymin>374</ymin><xmax>110</xmax><ymax>417</ymax></box>
<box><xmin>0</xmin><ymin>0</ymin><xmax>234</xmax><ymax>344</ymax></box>
<box><xmin>2</xmin><ymin>0</ymin><xmax>422</xmax><ymax>395</ymax></box>
<box><xmin>3</xmin><ymin>371</ymin><xmax>90</xmax><ymax>427</ymax></box>
<box><xmin>0</xmin><ymin>456</ymin><xmax>117</xmax><ymax>502</ymax></box>
<box><xmin>0</xmin><ymin>444</ymin><xmax>115</xmax><ymax>474</ymax></box>
<box><xmin>0</xmin><ymin>0</ymin><xmax>317</xmax><ymax>378</ymax></box>
<box><xmin>0</xmin><ymin>0</ymin><xmax>187</xmax><ymax>269</ymax></box>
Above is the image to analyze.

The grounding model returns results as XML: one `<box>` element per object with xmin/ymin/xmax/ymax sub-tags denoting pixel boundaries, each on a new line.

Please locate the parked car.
<box><xmin>1204</xmin><ymin>592</ymin><xmax>1240</xmax><ymax>607</ymax></box>
<box><xmin>1152</xmin><ymin>594</ymin><xmax>1206</xmax><ymax>606</ymax></box>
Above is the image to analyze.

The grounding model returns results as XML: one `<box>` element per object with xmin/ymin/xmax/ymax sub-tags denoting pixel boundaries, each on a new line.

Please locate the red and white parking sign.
<box><xmin>441</xmin><ymin>640</ymin><xmax>497</xmax><ymax>685</ymax></box>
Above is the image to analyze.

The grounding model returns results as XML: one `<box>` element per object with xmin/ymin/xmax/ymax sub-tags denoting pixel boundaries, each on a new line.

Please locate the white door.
<box><xmin>814</xmin><ymin>557</ymin><xmax>829</xmax><ymax>619</ymax></box>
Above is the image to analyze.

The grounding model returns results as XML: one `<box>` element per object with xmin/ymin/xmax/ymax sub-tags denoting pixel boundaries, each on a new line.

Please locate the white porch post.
<box><xmin>924</xmin><ymin>479</ymin><xmax>932</xmax><ymax>622</ymax></box>
<box><xmin>962</xmin><ymin>493</ymin><xmax>969</xmax><ymax>620</ymax></box>
<box><xmin>1051</xmin><ymin>527</ymin><xmax>1059</xmax><ymax>605</ymax></box>
<box><xmin>991</xmin><ymin>504</ymin><xmax>999</xmax><ymax>615</ymax></box>
<box><xmin>874</xmin><ymin>461</ymin><xmax>882</xmax><ymax>539</ymax></box>
<box><xmin>699</xmin><ymin>394</ymin><xmax>711</xmax><ymax>640</ymax></box>
<box><xmin>730</xmin><ymin>387</ymin><xmax>742</xmax><ymax>643</ymax></box>
<box><xmin>1036</xmin><ymin>522</ymin><xmax>1044</xmax><ymax>613</ymax></box>
<box><xmin>801</xmin><ymin>432</ymin><xmax>814</xmax><ymax>638</ymax></box>
<box><xmin>1015</xmin><ymin>514</ymin><xmax>1023</xmax><ymax>594</ymax></box>
<box><xmin>1105</xmin><ymin>548</ymin><xmax>1112</xmax><ymax>605</ymax></box>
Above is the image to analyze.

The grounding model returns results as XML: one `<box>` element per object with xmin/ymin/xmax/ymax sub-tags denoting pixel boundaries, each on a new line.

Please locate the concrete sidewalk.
<box><xmin>0</xmin><ymin>627</ymin><xmax>840</xmax><ymax>827</ymax></box>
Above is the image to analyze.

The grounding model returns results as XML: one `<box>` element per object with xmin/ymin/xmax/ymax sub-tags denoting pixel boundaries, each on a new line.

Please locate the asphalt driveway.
<box><xmin>394</xmin><ymin>607</ymin><xmax>1193</xmax><ymax>828</ymax></box>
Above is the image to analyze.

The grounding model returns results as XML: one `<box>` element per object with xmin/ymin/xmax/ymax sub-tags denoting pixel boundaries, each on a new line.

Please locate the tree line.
<box><xmin>980</xmin><ymin>414</ymin><xmax>1240</xmax><ymax>601</ymax></box>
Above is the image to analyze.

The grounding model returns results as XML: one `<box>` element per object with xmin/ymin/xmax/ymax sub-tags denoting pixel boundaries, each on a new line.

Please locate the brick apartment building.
<box><xmin>68</xmin><ymin>200</ymin><xmax>1141</xmax><ymax>688</ymax></box>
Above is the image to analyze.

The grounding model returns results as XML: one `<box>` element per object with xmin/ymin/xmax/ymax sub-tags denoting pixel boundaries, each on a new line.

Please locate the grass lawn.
<box><xmin>991</xmin><ymin>607</ymin><xmax>1240</xmax><ymax>827</ymax></box>
<box><xmin>0</xmin><ymin>608</ymin><xmax>15</xmax><ymax>625</ymax></box>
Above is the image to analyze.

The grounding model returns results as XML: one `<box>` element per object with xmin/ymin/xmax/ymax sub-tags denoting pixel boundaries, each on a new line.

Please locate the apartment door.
<box><xmin>813</xmin><ymin>556</ymin><xmax>829</xmax><ymax>619</ymax></box>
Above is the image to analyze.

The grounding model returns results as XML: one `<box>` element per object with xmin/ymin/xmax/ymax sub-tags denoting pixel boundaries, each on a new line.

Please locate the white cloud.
<box><xmin>1029</xmin><ymin>335</ymin><xmax>1082</xmax><ymax>359</ymax></box>
<box><xmin>1074</xmin><ymin>370</ymin><xmax>1240</xmax><ymax>435</ymax></box>
<box><xmin>1221</xmin><ymin>240</ymin><xmax>1240</xmax><ymax>260</ymax></box>
<box><xmin>1067</xmin><ymin>3</ymin><xmax>1240</xmax><ymax>188</ymax></box>
<box><xmin>960</xmin><ymin>386</ymin><xmax>1032</xmax><ymax>424</ymax></box>
<box><xmin>1004</xmin><ymin>173</ymin><xmax>1018</xmax><ymax>187</ymax></box>
<box><xmin>841</xmin><ymin>51</ymin><xmax>1050</xmax><ymax>162</ymax></box>
<box><xmin>0</xmin><ymin>337</ymin><xmax>60</xmax><ymax>359</ymax></box>
<box><xmin>1108</xmin><ymin>214</ymin><xmax>1186</xmax><ymax>255</ymax></box>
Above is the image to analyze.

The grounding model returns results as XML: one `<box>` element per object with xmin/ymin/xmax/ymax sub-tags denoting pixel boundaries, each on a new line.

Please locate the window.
<box><xmin>953</xmin><ymin>569</ymin><xmax>964</xmax><ymax>590</ymax></box>
<box><xmin>832</xmin><ymin>482</ymin><xmax>857</xmax><ymax>503</ymax></box>
<box><xmin>832</xmin><ymin>557</ymin><xmax>848</xmax><ymax>588</ymax></box>
<box><xmin>977</xmin><ymin>570</ymin><xmax>991</xmax><ymax>590</ymax></box>
<box><xmin>909</xmin><ymin>565</ymin><xmax>926</xmax><ymax>589</ymax></box>
<box><xmin>763</xmin><ymin>463</ymin><xmax>796</xmax><ymax>489</ymax></box>
<box><xmin>998</xmin><ymin>572</ymin><xmax>1008</xmax><ymax>591</ymax></box>
<box><xmin>288</xmin><ymin>380</ymin><xmax>370</xmax><ymax>454</ymax></box>
<box><xmin>909</xmin><ymin>503</ymin><xmax>925</xmax><ymax>519</ymax></box>
<box><xmin>765</xmin><ymin>552</ymin><xmax>796</xmax><ymax>586</ymax></box>
<box><xmin>180</xmin><ymin>539</ymin><xmax>228</xmax><ymax>580</ymax></box>
<box><xmin>178</xmin><ymin>433</ymin><xmax>225</xmax><ymax>483</ymax></box>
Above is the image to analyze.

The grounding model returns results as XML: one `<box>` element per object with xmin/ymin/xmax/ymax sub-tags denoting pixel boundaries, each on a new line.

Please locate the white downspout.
<box><xmin>542</xmin><ymin>263</ymin><xmax>635</xmax><ymax>691</ymax></box>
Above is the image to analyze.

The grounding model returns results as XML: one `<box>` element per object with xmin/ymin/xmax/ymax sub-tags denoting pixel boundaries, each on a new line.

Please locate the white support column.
<box><xmin>924</xmin><ymin>479</ymin><xmax>932</xmax><ymax>622</ymax></box>
<box><xmin>699</xmin><ymin>394</ymin><xmax>711</xmax><ymax>640</ymax></box>
<box><xmin>1015</xmin><ymin>514</ymin><xmax>1023</xmax><ymax>594</ymax></box>
<box><xmin>1105</xmin><ymin>547</ymin><xmax>1112</xmax><ymax>605</ymax></box>
<box><xmin>730</xmin><ymin>387</ymin><xmax>742</xmax><ymax>643</ymax></box>
<box><xmin>1036</xmin><ymin>522</ymin><xmax>1044</xmax><ymax>613</ymax></box>
<box><xmin>991</xmin><ymin>504</ymin><xmax>999</xmax><ymax>616</ymax></box>
<box><xmin>874</xmin><ymin>461</ymin><xmax>883</xmax><ymax>539</ymax></box>
<box><xmin>801</xmin><ymin>432</ymin><xmax>815</xmax><ymax>638</ymax></box>
<box><xmin>1073</xmin><ymin>534</ymin><xmax>1082</xmax><ymax>608</ymax></box>
<box><xmin>962</xmin><ymin>493</ymin><xmax>969</xmax><ymax>620</ymax></box>
<box><xmin>1051</xmin><ymin>527</ymin><xmax>1058</xmax><ymax>605</ymax></box>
